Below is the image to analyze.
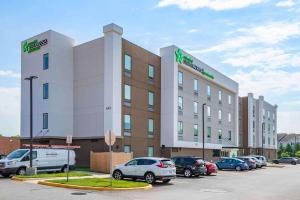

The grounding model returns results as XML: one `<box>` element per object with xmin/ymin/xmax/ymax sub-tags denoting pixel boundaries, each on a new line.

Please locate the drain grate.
<box><xmin>71</xmin><ymin>192</ymin><xmax>87</xmax><ymax>195</ymax></box>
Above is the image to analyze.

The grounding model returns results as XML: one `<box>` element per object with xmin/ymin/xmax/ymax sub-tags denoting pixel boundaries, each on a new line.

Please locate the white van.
<box><xmin>0</xmin><ymin>148</ymin><xmax>75</xmax><ymax>177</ymax></box>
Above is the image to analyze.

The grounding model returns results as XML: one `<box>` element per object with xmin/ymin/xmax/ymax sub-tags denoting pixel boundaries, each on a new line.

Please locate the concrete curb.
<box><xmin>38</xmin><ymin>180</ymin><xmax>152</xmax><ymax>191</ymax></box>
<box><xmin>266</xmin><ymin>165</ymin><xmax>285</xmax><ymax>168</ymax></box>
<box><xmin>11</xmin><ymin>177</ymin><xmax>27</xmax><ymax>181</ymax></box>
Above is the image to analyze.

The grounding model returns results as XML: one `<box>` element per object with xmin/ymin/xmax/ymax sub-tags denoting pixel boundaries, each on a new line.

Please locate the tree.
<box><xmin>281</xmin><ymin>152</ymin><xmax>290</xmax><ymax>158</ymax></box>
<box><xmin>286</xmin><ymin>144</ymin><xmax>293</xmax><ymax>155</ymax></box>
<box><xmin>277</xmin><ymin>143</ymin><xmax>284</xmax><ymax>158</ymax></box>
<box><xmin>295</xmin><ymin>143</ymin><xmax>300</xmax><ymax>152</ymax></box>
<box><xmin>295</xmin><ymin>150</ymin><xmax>300</xmax><ymax>158</ymax></box>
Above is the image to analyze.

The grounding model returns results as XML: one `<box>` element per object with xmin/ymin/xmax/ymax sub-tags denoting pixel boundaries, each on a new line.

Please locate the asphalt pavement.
<box><xmin>1</xmin><ymin>165</ymin><xmax>300</xmax><ymax>200</ymax></box>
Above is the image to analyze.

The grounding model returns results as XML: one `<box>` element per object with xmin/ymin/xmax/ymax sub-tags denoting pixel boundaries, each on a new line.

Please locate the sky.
<box><xmin>0</xmin><ymin>0</ymin><xmax>300</xmax><ymax>136</ymax></box>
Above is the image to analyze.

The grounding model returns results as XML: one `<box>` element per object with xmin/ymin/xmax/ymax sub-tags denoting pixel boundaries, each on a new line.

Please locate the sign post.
<box><xmin>66</xmin><ymin>135</ymin><xmax>73</xmax><ymax>182</ymax></box>
<box><xmin>105</xmin><ymin>130</ymin><xmax>116</xmax><ymax>187</ymax></box>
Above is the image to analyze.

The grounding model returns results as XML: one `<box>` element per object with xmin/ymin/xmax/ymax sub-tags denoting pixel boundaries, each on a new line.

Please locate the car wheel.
<box><xmin>144</xmin><ymin>172</ymin><xmax>156</xmax><ymax>184</ymax></box>
<box><xmin>206</xmin><ymin>172</ymin><xmax>212</xmax><ymax>176</ymax></box>
<box><xmin>235</xmin><ymin>166</ymin><xmax>241</xmax><ymax>171</ymax></box>
<box><xmin>183</xmin><ymin>169</ymin><xmax>192</xmax><ymax>177</ymax></box>
<box><xmin>291</xmin><ymin>161</ymin><xmax>296</xmax><ymax>165</ymax></box>
<box><xmin>162</xmin><ymin>179</ymin><xmax>171</xmax><ymax>183</ymax></box>
<box><xmin>61</xmin><ymin>165</ymin><xmax>69</xmax><ymax>173</ymax></box>
<box><xmin>113</xmin><ymin>170</ymin><xmax>123</xmax><ymax>180</ymax></box>
<box><xmin>17</xmin><ymin>167</ymin><xmax>26</xmax><ymax>176</ymax></box>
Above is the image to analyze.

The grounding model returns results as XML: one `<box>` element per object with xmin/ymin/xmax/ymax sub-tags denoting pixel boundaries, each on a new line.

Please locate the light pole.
<box><xmin>25</xmin><ymin>76</ymin><xmax>38</xmax><ymax>168</ymax></box>
<box><xmin>261</xmin><ymin>122</ymin><xmax>265</xmax><ymax>157</ymax></box>
<box><xmin>202</xmin><ymin>103</ymin><xmax>206</xmax><ymax>160</ymax></box>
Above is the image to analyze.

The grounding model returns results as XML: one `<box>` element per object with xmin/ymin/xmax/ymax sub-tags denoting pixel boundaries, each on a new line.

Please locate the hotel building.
<box><xmin>239</xmin><ymin>93</ymin><xmax>278</xmax><ymax>160</ymax></box>
<box><xmin>21</xmin><ymin>23</ymin><xmax>239</xmax><ymax>166</ymax></box>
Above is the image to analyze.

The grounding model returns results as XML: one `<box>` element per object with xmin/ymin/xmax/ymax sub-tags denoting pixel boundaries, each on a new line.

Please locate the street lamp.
<box><xmin>24</xmin><ymin>75</ymin><xmax>38</xmax><ymax>168</ymax></box>
<box><xmin>202</xmin><ymin>103</ymin><xmax>206</xmax><ymax>160</ymax></box>
<box><xmin>261</xmin><ymin>122</ymin><xmax>265</xmax><ymax>156</ymax></box>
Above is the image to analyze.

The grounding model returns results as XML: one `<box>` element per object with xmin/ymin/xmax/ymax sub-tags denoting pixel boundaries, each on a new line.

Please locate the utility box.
<box><xmin>90</xmin><ymin>151</ymin><xmax>133</xmax><ymax>173</ymax></box>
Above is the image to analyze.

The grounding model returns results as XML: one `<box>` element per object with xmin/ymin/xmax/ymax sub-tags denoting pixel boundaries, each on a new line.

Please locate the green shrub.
<box><xmin>295</xmin><ymin>150</ymin><xmax>300</xmax><ymax>158</ymax></box>
<box><xmin>281</xmin><ymin>152</ymin><xmax>290</xmax><ymax>158</ymax></box>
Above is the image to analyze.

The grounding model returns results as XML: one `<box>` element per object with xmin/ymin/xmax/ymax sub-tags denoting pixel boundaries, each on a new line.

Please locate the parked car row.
<box><xmin>113</xmin><ymin>156</ymin><xmax>218</xmax><ymax>184</ymax></box>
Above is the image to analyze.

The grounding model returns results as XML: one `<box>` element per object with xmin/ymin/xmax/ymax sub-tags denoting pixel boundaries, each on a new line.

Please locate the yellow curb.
<box><xmin>11</xmin><ymin>176</ymin><xmax>27</xmax><ymax>181</ymax></box>
<box><xmin>38</xmin><ymin>180</ymin><xmax>152</xmax><ymax>191</ymax></box>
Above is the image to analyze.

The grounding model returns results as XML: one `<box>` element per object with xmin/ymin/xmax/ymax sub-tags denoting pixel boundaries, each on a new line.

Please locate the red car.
<box><xmin>205</xmin><ymin>161</ymin><xmax>218</xmax><ymax>175</ymax></box>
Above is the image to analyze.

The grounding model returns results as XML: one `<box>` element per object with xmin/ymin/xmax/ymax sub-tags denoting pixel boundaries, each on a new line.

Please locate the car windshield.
<box><xmin>6</xmin><ymin>149</ymin><xmax>29</xmax><ymax>160</ymax></box>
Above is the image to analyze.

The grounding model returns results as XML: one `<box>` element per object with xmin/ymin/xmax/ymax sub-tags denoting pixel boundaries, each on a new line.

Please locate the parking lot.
<box><xmin>0</xmin><ymin>165</ymin><xmax>299</xmax><ymax>200</ymax></box>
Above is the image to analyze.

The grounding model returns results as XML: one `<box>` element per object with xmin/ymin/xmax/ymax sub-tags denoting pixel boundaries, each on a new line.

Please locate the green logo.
<box><xmin>175</xmin><ymin>48</ymin><xmax>214</xmax><ymax>80</ymax></box>
<box><xmin>175</xmin><ymin>48</ymin><xmax>184</xmax><ymax>64</ymax></box>
<box><xmin>23</xmin><ymin>39</ymin><xmax>48</xmax><ymax>53</ymax></box>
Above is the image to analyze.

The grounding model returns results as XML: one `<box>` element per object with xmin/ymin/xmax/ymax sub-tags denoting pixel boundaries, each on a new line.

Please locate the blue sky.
<box><xmin>0</xmin><ymin>0</ymin><xmax>300</xmax><ymax>136</ymax></box>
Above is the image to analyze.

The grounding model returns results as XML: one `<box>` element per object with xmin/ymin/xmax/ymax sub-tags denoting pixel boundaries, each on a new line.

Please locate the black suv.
<box><xmin>171</xmin><ymin>156</ymin><xmax>206</xmax><ymax>177</ymax></box>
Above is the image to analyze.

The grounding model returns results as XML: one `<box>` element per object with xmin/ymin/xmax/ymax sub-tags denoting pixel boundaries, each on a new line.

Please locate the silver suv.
<box><xmin>113</xmin><ymin>157</ymin><xmax>176</xmax><ymax>184</ymax></box>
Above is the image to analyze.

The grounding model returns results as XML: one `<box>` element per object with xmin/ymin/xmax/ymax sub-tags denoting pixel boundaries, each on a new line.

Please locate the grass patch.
<box><xmin>49</xmin><ymin>178</ymin><xmax>149</xmax><ymax>188</ymax></box>
<box><xmin>16</xmin><ymin>171</ymin><xmax>91</xmax><ymax>178</ymax></box>
<box><xmin>75</xmin><ymin>167</ymin><xmax>90</xmax><ymax>172</ymax></box>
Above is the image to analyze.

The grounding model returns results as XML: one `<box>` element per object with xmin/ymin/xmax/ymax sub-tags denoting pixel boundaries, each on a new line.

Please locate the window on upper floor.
<box><xmin>178</xmin><ymin>121</ymin><xmax>183</xmax><ymax>135</ymax></box>
<box><xmin>193</xmin><ymin>79</ymin><xmax>198</xmax><ymax>94</ymax></box>
<box><xmin>228</xmin><ymin>113</ymin><xmax>232</xmax><ymax>122</ymax></box>
<box><xmin>43</xmin><ymin>83</ymin><xmax>49</xmax><ymax>99</ymax></box>
<box><xmin>124</xmin><ymin>114</ymin><xmax>131</xmax><ymax>130</ymax></box>
<box><xmin>148</xmin><ymin>65</ymin><xmax>154</xmax><ymax>80</ymax></box>
<box><xmin>207</xmin><ymin>127</ymin><xmax>212</xmax><ymax>138</ymax></box>
<box><xmin>43</xmin><ymin>113</ymin><xmax>48</xmax><ymax>129</ymax></box>
<box><xmin>194</xmin><ymin>124</ymin><xmax>198</xmax><ymax>137</ymax></box>
<box><xmin>124</xmin><ymin>145</ymin><xmax>131</xmax><ymax>153</ymax></box>
<box><xmin>218</xmin><ymin>129</ymin><xmax>222</xmax><ymax>140</ymax></box>
<box><xmin>207</xmin><ymin>106</ymin><xmax>211</xmax><ymax>117</ymax></box>
<box><xmin>148</xmin><ymin>91</ymin><xmax>154</xmax><ymax>108</ymax></box>
<box><xmin>148</xmin><ymin>119</ymin><xmax>154</xmax><ymax>136</ymax></box>
<box><xmin>178</xmin><ymin>71</ymin><xmax>183</xmax><ymax>86</ymax></box>
<box><xmin>43</xmin><ymin>53</ymin><xmax>49</xmax><ymax>70</ymax></box>
<box><xmin>124</xmin><ymin>54</ymin><xmax>132</xmax><ymax>72</ymax></box>
<box><xmin>228</xmin><ymin>95</ymin><xmax>231</xmax><ymax>105</ymax></box>
<box><xmin>124</xmin><ymin>84</ymin><xmax>131</xmax><ymax>102</ymax></box>
<box><xmin>178</xmin><ymin>96</ymin><xmax>183</xmax><ymax>110</ymax></box>
<box><xmin>218</xmin><ymin>91</ymin><xmax>222</xmax><ymax>101</ymax></box>
<box><xmin>218</xmin><ymin>110</ymin><xmax>222</xmax><ymax>120</ymax></box>
<box><xmin>207</xmin><ymin>85</ymin><xmax>211</xmax><ymax>97</ymax></box>
<box><xmin>193</xmin><ymin>101</ymin><xmax>198</xmax><ymax>114</ymax></box>
<box><xmin>228</xmin><ymin>130</ymin><xmax>232</xmax><ymax>141</ymax></box>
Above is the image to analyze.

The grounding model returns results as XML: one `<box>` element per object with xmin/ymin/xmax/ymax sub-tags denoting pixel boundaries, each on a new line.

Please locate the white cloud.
<box><xmin>222</xmin><ymin>48</ymin><xmax>300</xmax><ymax>69</ymax></box>
<box><xmin>231</xmin><ymin>69</ymin><xmax>300</xmax><ymax>96</ymax></box>
<box><xmin>187</xmin><ymin>28</ymin><xmax>199</xmax><ymax>33</ymax></box>
<box><xmin>0</xmin><ymin>87</ymin><xmax>20</xmax><ymax>136</ymax></box>
<box><xmin>201</xmin><ymin>21</ymin><xmax>300</xmax><ymax>53</ymax></box>
<box><xmin>278</xmin><ymin>111</ymin><xmax>300</xmax><ymax>133</ymax></box>
<box><xmin>0</xmin><ymin>70</ymin><xmax>20</xmax><ymax>78</ymax></box>
<box><xmin>276</xmin><ymin>0</ymin><xmax>295</xmax><ymax>7</ymax></box>
<box><xmin>157</xmin><ymin>0</ymin><xmax>266</xmax><ymax>11</ymax></box>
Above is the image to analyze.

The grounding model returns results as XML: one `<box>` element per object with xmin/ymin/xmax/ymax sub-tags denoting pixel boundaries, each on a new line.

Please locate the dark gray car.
<box><xmin>273</xmin><ymin>157</ymin><xmax>298</xmax><ymax>165</ymax></box>
<box><xmin>237</xmin><ymin>157</ymin><xmax>257</xmax><ymax>169</ymax></box>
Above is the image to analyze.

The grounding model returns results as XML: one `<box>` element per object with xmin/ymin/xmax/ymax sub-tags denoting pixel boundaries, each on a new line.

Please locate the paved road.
<box><xmin>1</xmin><ymin>165</ymin><xmax>300</xmax><ymax>200</ymax></box>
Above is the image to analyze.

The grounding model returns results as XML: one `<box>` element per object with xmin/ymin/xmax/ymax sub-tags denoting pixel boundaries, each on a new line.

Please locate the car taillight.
<box><xmin>157</xmin><ymin>161</ymin><xmax>167</xmax><ymax>168</ymax></box>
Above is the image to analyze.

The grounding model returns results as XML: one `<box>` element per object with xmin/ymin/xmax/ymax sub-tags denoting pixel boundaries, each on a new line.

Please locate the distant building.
<box><xmin>0</xmin><ymin>137</ymin><xmax>20</xmax><ymax>155</ymax></box>
<box><xmin>239</xmin><ymin>93</ymin><xmax>278</xmax><ymax>160</ymax></box>
<box><xmin>277</xmin><ymin>133</ymin><xmax>300</xmax><ymax>147</ymax></box>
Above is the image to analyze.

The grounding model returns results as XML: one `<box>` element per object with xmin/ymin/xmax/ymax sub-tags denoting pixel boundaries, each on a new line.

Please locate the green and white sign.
<box><xmin>23</xmin><ymin>39</ymin><xmax>48</xmax><ymax>53</ymax></box>
<box><xmin>175</xmin><ymin>48</ymin><xmax>214</xmax><ymax>80</ymax></box>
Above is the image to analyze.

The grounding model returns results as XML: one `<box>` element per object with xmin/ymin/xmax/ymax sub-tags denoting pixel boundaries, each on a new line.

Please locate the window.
<box><xmin>273</xmin><ymin>113</ymin><xmax>275</xmax><ymax>120</ymax></box>
<box><xmin>263</xmin><ymin>136</ymin><xmax>265</xmax><ymax>144</ymax></box>
<box><xmin>228</xmin><ymin>95</ymin><xmax>231</xmax><ymax>104</ymax></box>
<box><xmin>273</xmin><ymin>125</ymin><xmax>275</xmax><ymax>134</ymax></box>
<box><xmin>218</xmin><ymin>129</ymin><xmax>222</xmax><ymax>140</ymax></box>
<box><xmin>193</xmin><ymin>79</ymin><xmax>198</xmax><ymax>93</ymax></box>
<box><xmin>228</xmin><ymin>131</ymin><xmax>232</xmax><ymax>141</ymax></box>
<box><xmin>273</xmin><ymin>138</ymin><xmax>275</xmax><ymax>145</ymax></box>
<box><xmin>178</xmin><ymin>71</ymin><xmax>183</xmax><ymax>86</ymax></box>
<box><xmin>218</xmin><ymin>110</ymin><xmax>222</xmax><ymax>120</ymax></box>
<box><xmin>207</xmin><ymin>127</ymin><xmax>212</xmax><ymax>138</ymax></box>
<box><xmin>253</xmin><ymin>121</ymin><xmax>255</xmax><ymax>132</ymax></box>
<box><xmin>148</xmin><ymin>119</ymin><xmax>154</xmax><ymax>135</ymax></box>
<box><xmin>124</xmin><ymin>145</ymin><xmax>131</xmax><ymax>153</ymax></box>
<box><xmin>268</xmin><ymin>137</ymin><xmax>270</xmax><ymax>145</ymax></box>
<box><xmin>253</xmin><ymin>135</ymin><xmax>256</xmax><ymax>145</ymax></box>
<box><xmin>207</xmin><ymin>85</ymin><xmax>211</xmax><ymax>97</ymax></box>
<box><xmin>148</xmin><ymin>91</ymin><xmax>154</xmax><ymax>107</ymax></box>
<box><xmin>43</xmin><ymin>113</ymin><xmax>48</xmax><ymax>129</ymax></box>
<box><xmin>218</xmin><ymin>91</ymin><xmax>222</xmax><ymax>101</ymax></box>
<box><xmin>43</xmin><ymin>83</ymin><xmax>49</xmax><ymax>99</ymax></box>
<box><xmin>124</xmin><ymin>54</ymin><xmax>131</xmax><ymax>71</ymax></box>
<box><xmin>138</xmin><ymin>159</ymin><xmax>156</xmax><ymax>165</ymax></box>
<box><xmin>178</xmin><ymin>121</ymin><xmax>183</xmax><ymax>135</ymax></box>
<box><xmin>124</xmin><ymin>114</ymin><xmax>131</xmax><ymax>130</ymax></box>
<box><xmin>228</xmin><ymin>113</ymin><xmax>231</xmax><ymax>122</ymax></box>
<box><xmin>194</xmin><ymin>124</ymin><xmax>198</xmax><ymax>137</ymax></box>
<box><xmin>178</xmin><ymin>96</ymin><xmax>183</xmax><ymax>110</ymax></box>
<box><xmin>268</xmin><ymin>124</ymin><xmax>271</xmax><ymax>134</ymax></box>
<box><xmin>207</xmin><ymin>106</ymin><xmax>211</xmax><ymax>117</ymax></box>
<box><xmin>253</xmin><ymin>106</ymin><xmax>255</xmax><ymax>117</ymax></box>
<box><xmin>124</xmin><ymin>84</ymin><xmax>131</xmax><ymax>102</ymax></box>
<box><xmin>213</xmin><ymin>149</ymin><xmax>220</xmax><ymax>157</ymax></box>
<box><xmin>263</xmin><ymin>109</ymin><xmax>266</xmax><ymax>117</ymax></box>
<box><xmin>148</xmin><ymin>146</ymin><xmax>154</xmax><ymax>157</ymax></box>
<box><xmin>148</xmin><ymin>65</ymin><xmax>154</xmax><ymax>79</ymax></box>
<box><xmin>267</xmin><ymin>111</ymin><xmax>270</xmax><ymax>119</ymax></box>
<box><xmin>43</xmin><ymin>53</ymin><xmax>49</xmax><ymax>70</ymax></box>
<box><xmin>193</xmin><ymin>102</ymin><xmax>198</xmax><ymax>114</ymax></box>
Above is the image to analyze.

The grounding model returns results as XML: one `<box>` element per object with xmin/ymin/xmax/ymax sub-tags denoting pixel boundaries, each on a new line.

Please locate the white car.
<box><xmin>113</xmin><ymin>157</ymin><xmax>176</xmax><ymax>184</ymax></box>
<box><xmin>0</xmin><ymin>148</ymin><xmax>75</xmax><ymax>177</ymax></box>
